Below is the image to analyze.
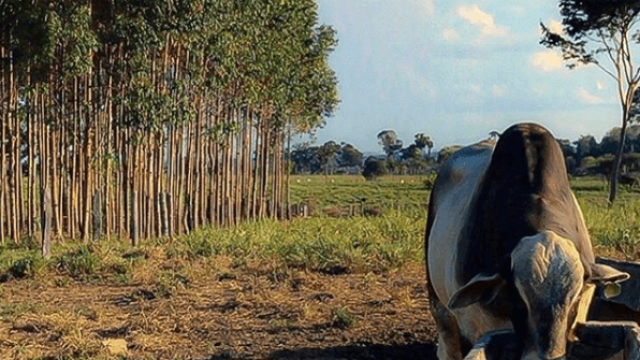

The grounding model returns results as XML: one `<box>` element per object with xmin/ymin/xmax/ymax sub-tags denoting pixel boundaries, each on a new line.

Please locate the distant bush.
<box><xmin>362</xmin><ymin>156</ymin><xmax>387</xmax><ymax>180</ymax></box>
<box><xmin>54</xmin><ymin>245</ymin><xmax>102</xmax><ymax>279</ymax></box>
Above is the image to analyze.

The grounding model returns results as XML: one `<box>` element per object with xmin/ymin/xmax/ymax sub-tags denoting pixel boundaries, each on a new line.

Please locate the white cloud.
<box><xmin>549</xmin><ymin>19</ymin><xmax>563</xmax><ymax>34</ymax></box>
<box><xmin>577</xmin><ymin>88</ymin><xmax>604</xmax><ymax>104</ymax></box>
<box><xmin>421</xmin><ymin>0</ymin><xmax>435</xmax><ymax>16</ymax></box>
<box><xmin>596</xmin><ymin>80</ymin><xmax>606</xmax><ymax>90</ymax></box>
<box><xmin>531</xmin><ymin>49</ymin><xmax>564</xmax><ymax>72</ymax></box>
<box><xmin>491</xmin><ymin>85</ymin><xmax>506</xmax><ymax>97</ymax></box>
<box><xmin>456</xmin><ymin>4</ymin><xmax>508</xmax><ymax>39</ymax></box>
<box><xmin>442</xmin><ymin>28</ymin><xmax>459</xmax><ymax>42</ymax></box>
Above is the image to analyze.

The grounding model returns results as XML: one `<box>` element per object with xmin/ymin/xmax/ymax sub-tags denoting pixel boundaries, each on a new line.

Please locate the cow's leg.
<box><xmin>428</xmin><ymin>280</ymin><xmax>468</xmax><ymax>360</ymax></box>
<box><xmin>433</xmin><ymin>299</ymin><xmax>466</xmax><ymax>360</ymax></box>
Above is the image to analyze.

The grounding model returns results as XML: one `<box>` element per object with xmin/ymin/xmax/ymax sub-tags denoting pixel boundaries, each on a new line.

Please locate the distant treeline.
<box><xmin>556</xmin><ymin>125</ymin><xmax>640</xmax><ymax>175</ymax></box>
<box><xmin>291</xmin><ymin>131</ymin><xmax>434</xmax><ymax>178</ymax></box>
<box><xmin>0</xmin><ymin>0</ymin><xmax>338</xmax><ymax>247</ymax></box>
<box><xmin>291</xmin><ymin>125</ymin><xmax>640</xmax><ymax>180</ymax></box>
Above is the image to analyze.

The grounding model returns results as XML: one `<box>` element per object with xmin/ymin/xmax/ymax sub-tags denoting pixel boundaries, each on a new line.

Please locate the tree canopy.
<box><xmin>377</xmin><ymin>130</ymin><xmax>403</xmax><ymax>158</ymax></box>
<box><xmin>0</xmin><ymin>0</ymin><xmax>339</xmax><ymax>245</ymax></box>
<box><xmin>541</xmin><ymin>0</ymin><xmax>640</xmax><ymax>204</ymax></box>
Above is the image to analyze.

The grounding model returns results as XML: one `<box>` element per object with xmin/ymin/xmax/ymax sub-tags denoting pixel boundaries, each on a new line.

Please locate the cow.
<box><xmin>425</xmin><ymin>123</ymin><xmax>630</xmax><ymax>360</ymax></box>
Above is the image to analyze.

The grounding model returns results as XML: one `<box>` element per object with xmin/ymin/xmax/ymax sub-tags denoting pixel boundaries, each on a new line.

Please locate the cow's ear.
<box><xmin>448</xmin><ymin>272</ymin><xmax>506</xmax><ymax>309</ymax></box>
<box><xmin>588</xmin><ymin>263</ymin><xmax>630</xmax><ymax>284</ymax></box>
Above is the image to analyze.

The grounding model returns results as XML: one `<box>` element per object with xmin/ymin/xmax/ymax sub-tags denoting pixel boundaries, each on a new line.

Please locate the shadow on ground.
<box><xmin>268</xmin><ymin>342</ymin><xmax>437</xmax><ymax>360</ymax></box>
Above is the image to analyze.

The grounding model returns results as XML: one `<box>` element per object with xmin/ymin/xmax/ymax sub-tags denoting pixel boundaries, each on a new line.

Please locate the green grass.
<box><xmin>290</xmin><ymin>174</ymin><xmax>433</xmax><ymax>215</ymax></box>
<box><xmin>0</xmin><ymin>175</ymin><xmax>638</xmax><ymax>285</ymax></box>
<box><xmin>164</xmin><ymin>208</ymin><xmax>425</xmax><ymax>274</ymax></box>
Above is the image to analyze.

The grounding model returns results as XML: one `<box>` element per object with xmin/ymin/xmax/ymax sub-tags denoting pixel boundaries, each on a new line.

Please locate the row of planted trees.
<box><xmin>0</xmin><ymin>0</ymin><xmax>338</xmax><ymax>252</ymax></box>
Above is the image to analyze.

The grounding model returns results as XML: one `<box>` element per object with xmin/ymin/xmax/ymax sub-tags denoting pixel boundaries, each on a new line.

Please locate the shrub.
<box><xmin>55</xmin><ymin>245</ymin><xmax>101</xmax><ymax>279</ymax></box>
<box><xmin>332</xmin><ymin>307</ymin><xmax>356</xmax><ymax>329</ymax></box>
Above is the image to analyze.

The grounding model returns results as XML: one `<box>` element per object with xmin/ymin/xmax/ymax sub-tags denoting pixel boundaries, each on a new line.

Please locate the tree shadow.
<box><xmin>268</xmin><ymin>341</ymin><xmax>437</xmax><ymax>360</ymax></box>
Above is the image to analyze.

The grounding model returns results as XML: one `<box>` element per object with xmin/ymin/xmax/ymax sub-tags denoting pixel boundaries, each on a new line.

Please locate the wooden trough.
<box><xmin>463</xmin><ymin>257</ymin><xmax>640</xmax><ymax>360</ymax></box>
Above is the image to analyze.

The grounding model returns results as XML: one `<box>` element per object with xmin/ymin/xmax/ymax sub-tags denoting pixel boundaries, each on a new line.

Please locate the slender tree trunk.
<box><xmin>609</xmin><ymin>112</ymin><xmax>629</xmax><ymax>205</ymax></box>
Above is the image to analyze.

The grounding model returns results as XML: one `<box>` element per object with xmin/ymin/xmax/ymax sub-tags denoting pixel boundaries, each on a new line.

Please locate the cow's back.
<box><xmin>461</xmin><ymin>124</ymin><xmax>595</xmax><ymax>282</ymax></box>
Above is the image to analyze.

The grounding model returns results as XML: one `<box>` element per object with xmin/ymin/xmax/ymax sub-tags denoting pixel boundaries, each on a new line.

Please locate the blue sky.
<box><xmin>307</xmin><ymin>0</ymin><xmax>623</xmax><ymax>154</ymax></box>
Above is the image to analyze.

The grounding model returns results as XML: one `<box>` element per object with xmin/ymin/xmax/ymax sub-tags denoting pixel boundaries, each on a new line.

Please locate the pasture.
<box><xmin>0</xmin><ymin>175</ymin><xmax>638</xmax><ymax>359</ymax></box>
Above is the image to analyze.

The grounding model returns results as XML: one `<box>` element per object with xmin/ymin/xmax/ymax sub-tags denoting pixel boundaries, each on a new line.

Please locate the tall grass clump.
<box><xmin>166</xmin><ymin>208</ymin><xmax>426</xmax><ymax>274</ymax></box>
<box><xmin>54</xmin><ymin>244</ymin><xmax>103</xmax><ymax>280</ymax></box>
<box><xmin>580</xmin><ymin>197</ymin><xmax>640</xmax><ymax>256</ymax></box>
<box><xmin>0</xmin><ymin>237</ymin><xmax>47</xmax><ymax>281</ymax></box>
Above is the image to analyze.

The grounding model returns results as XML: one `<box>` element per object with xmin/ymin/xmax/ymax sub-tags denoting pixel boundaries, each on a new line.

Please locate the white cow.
<box><xmin>426</xmin><ymin>123</ymin><xmax>629</xmax><ymax>360</ymax></box>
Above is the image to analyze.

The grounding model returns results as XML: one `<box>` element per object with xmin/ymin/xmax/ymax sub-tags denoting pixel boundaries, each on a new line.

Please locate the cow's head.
<box><xmin>448</xmin><ymin>231</ymin><xmax>629</xmax><ymax>360</ymax></box>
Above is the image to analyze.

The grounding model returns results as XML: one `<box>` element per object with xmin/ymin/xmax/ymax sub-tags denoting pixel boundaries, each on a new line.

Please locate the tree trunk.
<box><xmin>609</xmin><ymin>115</ymin><xmax>629</xmax><ymax>206</ymax></box>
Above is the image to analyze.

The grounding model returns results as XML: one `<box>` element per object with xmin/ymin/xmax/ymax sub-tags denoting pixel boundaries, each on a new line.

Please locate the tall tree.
<box><xmin>575</xmin><ymin>134</ymin><xmax>599</xmax><ymax>160</ymax></box>
<box><xmin>414</xmin><ymin>133</ymin><xmax>434</xmax><ymax>157</ymax></box>
<box><xmin>0</xmin><ymin>0</ymin><xmax>339</xmax><ymax>245</ymax></box>
<box><xmin>339</xmin><ymin>143</ymin><xmax>363</xmax><ymax>168</ymax></box>
<box><xmin>541</xmin><ymin>1</ymin><xmax>640</xmax><ymax>204</ymax></box>
<box><xmin>377</xmin><ymin>130</ymin><xmax>403</xmax><ymax>159</ymax></box>
<box><xmin>317</xmin><ymin>140</ymin><xmax>341</xmax><ymax>174</ymax></box>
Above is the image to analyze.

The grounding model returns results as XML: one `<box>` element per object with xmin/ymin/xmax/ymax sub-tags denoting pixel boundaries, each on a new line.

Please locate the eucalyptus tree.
<box><xmin>0</xmin><ymin>0</ymin><xmax>339</xmax><ymax>245</ymax></box>
<box><xmin>414</xmin><ymin>133</ymin><xmax>434</xmax><ymax>157</ymax></box>
<box><xmin>541</xmin><ymin>0</ymin><xmax>640</xmax><ymax>204</ymax></box>
<box><xmin>377</xmin><ymin>130</ymin><xmax>403</xmax><ymax>159</ymax></box>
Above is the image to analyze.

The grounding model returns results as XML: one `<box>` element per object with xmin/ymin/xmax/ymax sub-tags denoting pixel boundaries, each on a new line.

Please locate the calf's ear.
<box><xmin>448</xmin><ymin>272</ymin><xmax>506</xmax><ymax>309</ymax></box>
<box><xmin>588</xmin><ymin>263</ymin><xmax>629</xmax><ymax>299</ymax></box>
<box><xmin>589</xmin><ymin>263</ymin><xmax>630</xmax><ymax>284</ymax></box>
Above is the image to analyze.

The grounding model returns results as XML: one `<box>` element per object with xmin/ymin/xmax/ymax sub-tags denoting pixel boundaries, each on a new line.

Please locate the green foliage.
<box><xmin>154</xmin><ymin>270</ymin><xmax>189</xmax><ymax>298</ymax></box>
<box><xmin>541</xmin><ymin>0</ymin><xmax>640</xmax><ymax>203</ymax></box>
<box><xmin>578</xmin><ymin>194</ymin><xmax>640</xmax><ymax>253</ymax></box>
<box><xmin>362</xmin><ymin>157</ymin><xmax>388</xmax><ymax>180</ymax></box>
<box><xmin>161</xmin><ymin>205</ymin><xmax>425</xmax><ymax>274</ymax></box>
<box><xmin>423</xmin><ymin>173</ymin><xmax>438</xmax><ymax>190</ymax></box>
<box><xmin>377</xmin><ymin>130</ymin><xmax>403</xmax><ymax>158</ymax></box>
<box><xmin>4</xmin><ymin>253</ymin><xmax>46</xmax><ymax>281</ymax></box>
<box><xmin>54</xmin><ymin>245</ymin><xmax>102</xmax><ymax>280</ymax></box>
<box><xmin>332</xmin><ymin>307</ymin><xmax>356</xmax><ymax>329</ymax></box>
<box><xmin>3</xmin><ymin>0</ymin><xmax>338</xmax><ymax>137</ymax></box>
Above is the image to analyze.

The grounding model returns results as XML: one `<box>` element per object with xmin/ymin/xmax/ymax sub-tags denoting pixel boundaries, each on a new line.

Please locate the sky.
<box><xmin>307</xmin><ymin>0</ymin><xmax>624</xmax><ymax>154</ymax></box>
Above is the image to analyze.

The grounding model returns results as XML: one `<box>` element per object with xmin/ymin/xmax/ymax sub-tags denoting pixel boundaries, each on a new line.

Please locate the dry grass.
<box><xmin>0</xmin><ymin>262</ymin><xmax>436</xmax><ymax>360</ymax></box>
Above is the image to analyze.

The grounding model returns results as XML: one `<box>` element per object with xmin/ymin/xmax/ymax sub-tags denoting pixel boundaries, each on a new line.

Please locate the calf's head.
<box><xmin>448</xmin><ymin>231</ymin><xmax>629</xmax><ymax>360</ymax></box>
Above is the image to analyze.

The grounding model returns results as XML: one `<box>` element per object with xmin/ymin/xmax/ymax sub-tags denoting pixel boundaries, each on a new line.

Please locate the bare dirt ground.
<box><xmin>0</xmin><ymin>262</ymin><xmax>438</xmax><ymax>360</ymax></box>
